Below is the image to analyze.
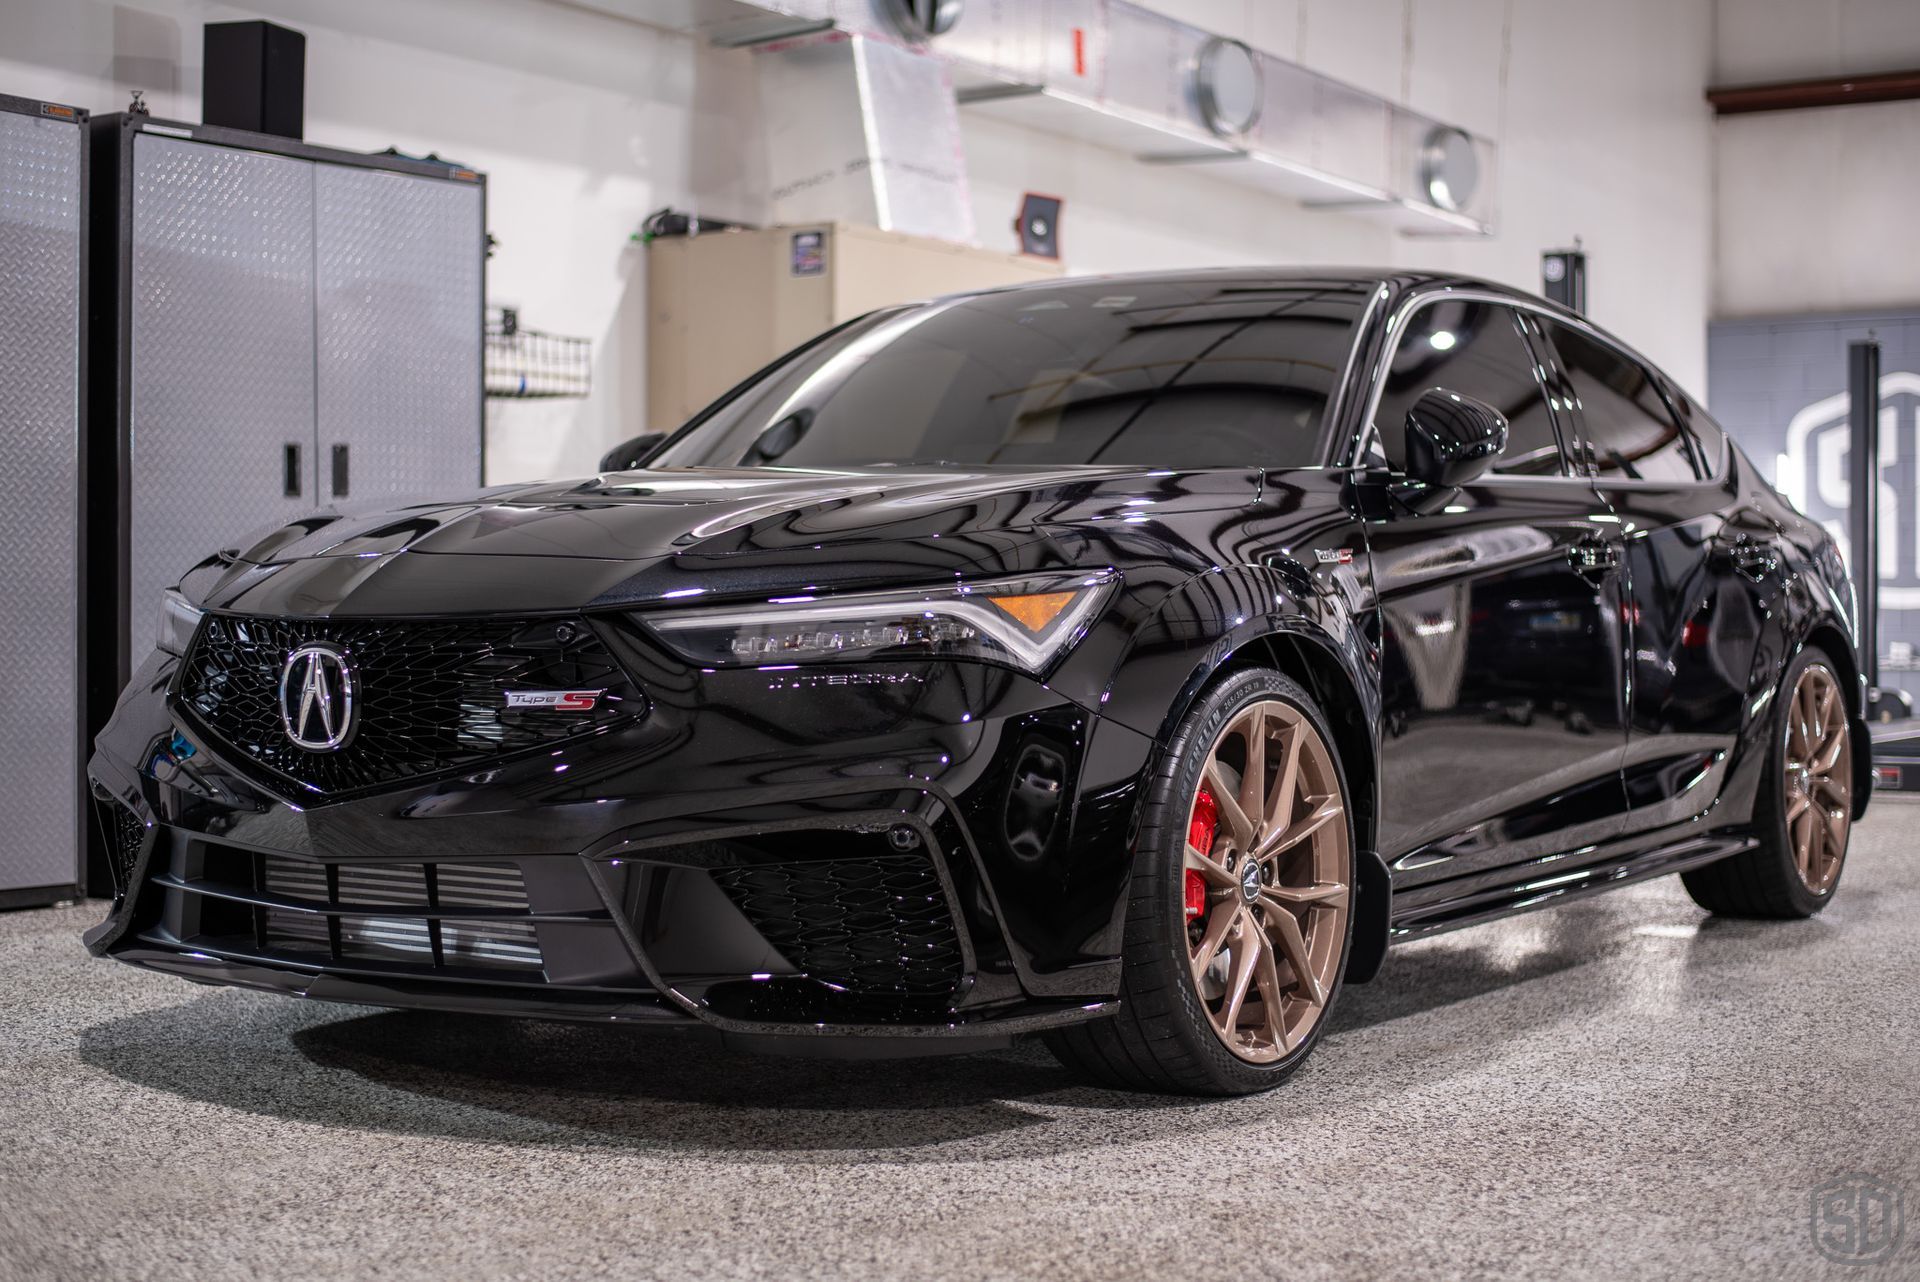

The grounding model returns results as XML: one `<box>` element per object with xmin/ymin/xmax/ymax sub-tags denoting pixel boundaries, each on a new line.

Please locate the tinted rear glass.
<box><xmin>651</xmin><ymin>278</ymin><xmax>1374</xmax><ymax>470</ymax></box>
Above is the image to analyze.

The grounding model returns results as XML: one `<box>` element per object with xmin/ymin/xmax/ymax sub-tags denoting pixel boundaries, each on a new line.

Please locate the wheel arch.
<box><xmin>1108</xmin><ymin>565</ymin><xmax>1390</xmax><ymax>982</ymax></box>
<box><xmin>1802</xmin><ymin>618</ymin><xmax>1873</xmax><ymax>820</ymax></box>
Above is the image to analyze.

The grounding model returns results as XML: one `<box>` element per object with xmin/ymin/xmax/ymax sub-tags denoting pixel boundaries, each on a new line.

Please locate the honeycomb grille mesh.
<box><xmin>178</xmin><ymin>614</ymin><xmax>637</xmax><ymax>797</ymax></box>
<box><xmin>710</xmin><ymin>856</ymin><xmax>963</xmax><ymax>1013</ymax></box>
<box><xmin>94</xmin><ymin>798</ymin><xmax>149</xmax><ymax>897</ymax></box>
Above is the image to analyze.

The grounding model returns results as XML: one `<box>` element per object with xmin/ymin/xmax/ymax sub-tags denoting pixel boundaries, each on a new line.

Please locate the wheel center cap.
<box><xmin>1240</xmin><ymin>858</ymin><xmax>1263</xmax><ymax>903</ymax></box>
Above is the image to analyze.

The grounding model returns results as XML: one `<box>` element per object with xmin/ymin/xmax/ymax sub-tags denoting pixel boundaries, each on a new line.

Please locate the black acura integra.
<box><xmin>88</xmin><ymin>270</ymin><xmax>1871</xmax><ymax>1095</ymax></box>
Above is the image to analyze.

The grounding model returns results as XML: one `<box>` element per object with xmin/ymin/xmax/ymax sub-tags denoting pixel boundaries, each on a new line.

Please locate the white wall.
<box><xmin>1</xmin><ymin>0</ymin><xmax>1718</xmax><ymax>477</ymax></box>
<box><xmin>0</xmin><ymin>0</ymin><xmax>761</xmax><ymax>483</ymax></box>
<box><xmin>1710</xmin><ymin>0</ymin><xmax>1920</xmax><ymax>318</ymax></box>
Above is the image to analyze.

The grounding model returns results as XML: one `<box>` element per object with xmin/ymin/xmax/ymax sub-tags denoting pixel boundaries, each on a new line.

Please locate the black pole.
<box><xmin>1848</xmin><ymin>339</ymin><xmax>1881</xmax><ymax>692</ymax></box>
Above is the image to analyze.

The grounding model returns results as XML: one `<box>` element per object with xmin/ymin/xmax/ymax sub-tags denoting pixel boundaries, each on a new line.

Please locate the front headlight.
<box><xmin>642</xmin><ymin>570</ymin><xmax>1118</xmax><ymax>675</ymax></box>
<box><xmin>157</xmin><ymin>588</ymin><xmax>206</xmax><ymax>656</ymax></box>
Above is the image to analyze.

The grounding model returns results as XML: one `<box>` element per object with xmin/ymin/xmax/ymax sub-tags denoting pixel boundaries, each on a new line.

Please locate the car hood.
<box><xmin>188</xmin><ymin>465</ymin><xmax>1258</xmax><ymax>617</ymax></box>
<box><xmin>231</xmin><ymin>465</ymin><xmax>1256</xmax><ymax>563</ymax></box>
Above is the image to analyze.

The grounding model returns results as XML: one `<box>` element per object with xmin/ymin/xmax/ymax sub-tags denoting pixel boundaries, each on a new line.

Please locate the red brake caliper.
<box><xmin>1186</xmin><ymin>787</ymin><xmax>1218</xmax><ymax>920</ymax></box>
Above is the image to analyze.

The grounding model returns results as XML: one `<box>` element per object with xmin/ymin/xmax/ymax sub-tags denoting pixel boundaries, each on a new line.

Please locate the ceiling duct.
<box><xmin>934</xmin><ymin>0</ymin><xmax>1495</xmax><ymax>235</ymax></box>
<box><xmin>757</xmin><ymin>32</ymin><xmax>975</xmax><ymax>243</ymax></box>
<box><xmin>572</xmin><ymin>0</ymin><xmax>1494</xmax><ymax>237</ymax></box>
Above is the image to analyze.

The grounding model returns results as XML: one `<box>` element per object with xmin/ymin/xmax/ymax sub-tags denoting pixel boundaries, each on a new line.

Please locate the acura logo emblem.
<box><xmin>279</xmin><ymin>643</ymin><xmax>356</xmax><ymax>752</ymax></box>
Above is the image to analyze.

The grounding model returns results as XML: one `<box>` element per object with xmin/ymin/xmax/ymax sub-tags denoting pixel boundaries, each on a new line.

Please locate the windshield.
<box><xmin>649</xmin><ymin>275</ymin><xmax>1374</xmax><ymax>471</ymax></box>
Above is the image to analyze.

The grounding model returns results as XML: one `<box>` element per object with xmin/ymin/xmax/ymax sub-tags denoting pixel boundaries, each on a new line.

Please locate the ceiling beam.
<box><xmin>1707</xmin><ymin>68</ymin><xmax>1920</xmax><ymax>116</ymax></box>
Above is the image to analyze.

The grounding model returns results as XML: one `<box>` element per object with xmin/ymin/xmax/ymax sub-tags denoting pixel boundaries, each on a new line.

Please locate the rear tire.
<box><xmin>1046</xmin><ymin>669</ymin><xmax>1356</xmax><ymax>1095</ymax></box>
<box><xmin>1681</xmin><ymin>645</ymin><xmax>1855</xmax><ymax>919</ymax></box>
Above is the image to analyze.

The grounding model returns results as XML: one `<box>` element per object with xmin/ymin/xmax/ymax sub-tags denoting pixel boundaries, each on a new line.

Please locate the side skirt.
<box><xmin>1386</xmin><ymin>830</ymin><xmax>1757</xmax><ymax>941</ymax></box>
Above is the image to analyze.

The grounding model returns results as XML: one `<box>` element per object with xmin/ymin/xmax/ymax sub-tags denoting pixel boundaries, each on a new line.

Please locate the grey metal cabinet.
<box><xmin>128</xmin><ymin>133</ymin><xmax>318</xmax><ymax>639</ymax></box>
<box><xmin>315</xmin><ymin>164</ymin><xmax>484</xmax><ymax>507</ymax></box>
<box><xmin>0</xmin><ymin>94</ymin><xmax>86</xmax><ymax>905</ymax></box>
<box><xmin>89</xmin><ymin>115</ymin><xmax>485</xmax><ymax>890</ymax></box>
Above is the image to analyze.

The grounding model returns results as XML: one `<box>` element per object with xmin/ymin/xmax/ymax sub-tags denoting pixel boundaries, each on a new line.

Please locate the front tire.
<box><xmin>1046</xmin><ymin>669</ymin><xmax>1355</xmax><ymax>1095</ymax></box>
<box><xmin>1682</xmin><ymin>645</ymin><xmax>1855</xmax><ymax>918</ymax></box>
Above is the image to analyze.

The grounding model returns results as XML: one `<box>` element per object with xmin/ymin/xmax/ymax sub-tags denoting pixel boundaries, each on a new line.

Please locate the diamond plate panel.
<box><xmin>0</xmin><ymin>108</ymin><xmax>83</xmax><ymax>891</ymax></box>
<box><xmin>316</xmin><ymin>167</ymin><xmax>482</xmax><ymax>504</ymax></box>
<box><xmin>128</xmin><ymin>134</ymin><xmax>316</xmax><ymax>655</ymax></box>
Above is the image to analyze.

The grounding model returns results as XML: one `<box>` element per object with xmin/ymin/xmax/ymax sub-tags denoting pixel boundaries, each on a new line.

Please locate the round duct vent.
<box><xmin>1195</xmin><ymin>37</ymin><xmax>1263</xmax><ymax>137</ymax></box>
<box><xmin>884</xmin><ymin>0</ymin><xmax>964</xmax><ymax>41</ymax></box>
<box><xmin>1419</xmin><ymin>127</ymin><xmax>1480</xmax><ymax>212</ymax></box>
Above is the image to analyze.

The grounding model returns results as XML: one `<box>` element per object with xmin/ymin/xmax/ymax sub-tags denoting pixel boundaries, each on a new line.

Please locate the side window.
<box><xmin>1670</xmin><ymin>391</ymin><xmax>1725</xmax><ymax>479</ymax></box>
<box><xmin>1541</xmin><ymin>320</ymin><xmax>1701</xmax><ymax>483</ymax></box>
<box><xmin>1373</xmin><ymin>301</ymin><xmax>1564</xmax><ymax>476</ymax></box>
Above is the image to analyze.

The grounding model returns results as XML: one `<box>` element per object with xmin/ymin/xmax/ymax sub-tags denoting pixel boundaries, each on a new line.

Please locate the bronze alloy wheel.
<box><xmin>1783</xmin><ymin>660</ymin><xmax>1852</xmax><ymax>893</ymax></box>
<box><xmin>1183</xmin><ymin>699</ymin><xmax>1350</xmax><ymax>1063</ymax></box>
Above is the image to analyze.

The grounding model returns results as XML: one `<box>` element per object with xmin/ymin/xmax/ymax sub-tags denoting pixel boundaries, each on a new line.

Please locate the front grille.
<box><xmin>177</xmin><ymin>614</ymin><xmax>639</xmax><ymax>797</ymax></box>
<box><xmin>709</xmin><ymin>855</ymin><xmax>964</xmax><ymax>1014</ymax></box>
<box><xmin>261</xmin><ymin>856</ymin><xmax>544</xmax><ymax>973</ymax></box>
<box><xmin>93</xmin><ymin>797</ymin><xmax>149</xmax><ymax>897</ymax></box>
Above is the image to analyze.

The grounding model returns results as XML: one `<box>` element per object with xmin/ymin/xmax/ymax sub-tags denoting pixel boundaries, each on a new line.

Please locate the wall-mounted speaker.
<box><xmin>1015</xmin><ymin>192</ymin><xmax>1061</xmax><ymax>260</ymax></box>
<box><xmin>203</xmin><ymin>20</ymin><xmax>306</xmax><ymax>140</ymax></box>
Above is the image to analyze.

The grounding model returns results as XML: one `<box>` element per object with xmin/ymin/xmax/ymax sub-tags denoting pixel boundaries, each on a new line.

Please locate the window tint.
<box><xmin>1542</xmin><ymin>320</ymin><xmax>1701</xmax><ymax>483</ymax></box>
<box><xmin>1372</xmin><ymin>301</ymin><xmax>1564</xmax><ymax>477</ymax></box>
<box><xmin>1669</xmin><ymin>392</ymin><xmax>1725</xmax><ymax>479</ymax></box>
<box><xmin>651</xmin><ymin>278</ymin><xmax>1374</xmax><ymax>470</ymax></box>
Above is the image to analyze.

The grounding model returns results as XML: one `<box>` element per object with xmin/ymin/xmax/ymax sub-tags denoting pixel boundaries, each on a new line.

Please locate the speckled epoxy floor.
<box><xmin>4</xmin><ymin>801</ymin><xmax>1918</xmax><ymax>1281</ymax></box>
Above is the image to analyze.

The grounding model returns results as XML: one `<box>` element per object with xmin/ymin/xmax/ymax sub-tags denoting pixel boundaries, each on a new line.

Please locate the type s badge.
<box><xmin>503</xmin><ymin>690</ymin><xmax>605</xmax><ymax>711</ymax></box>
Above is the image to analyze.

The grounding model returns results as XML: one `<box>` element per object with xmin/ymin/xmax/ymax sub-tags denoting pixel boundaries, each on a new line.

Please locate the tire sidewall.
<box><xmin>1763</xmin><ymin>644</ymin><xmax>1851</xmax><ymax>913</ymax></box>
<box><xmin>1142</xmin><ymin>669</ymin><xmax>1358</xmax><ymax>1093</ymax></box>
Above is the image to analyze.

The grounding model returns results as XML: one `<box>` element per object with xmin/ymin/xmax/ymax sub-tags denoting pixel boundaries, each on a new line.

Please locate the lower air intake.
<box><xmin>261</xmin><ymin>856</ymin><xmax>543</xmax><ymax>973</ymax></box>
<box><xmin>93</xmin><ymin>797</ymin><xmax>149</xmax><ymax>898</ymax></box>
<box><xmin>709</xmin><ymin>854</ymin><xmax>964</xmax><ymax>1013</ymax></box>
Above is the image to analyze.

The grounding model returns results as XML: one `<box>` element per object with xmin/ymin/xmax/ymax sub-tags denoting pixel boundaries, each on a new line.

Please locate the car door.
<box><xmin>1361</xmin><ymin>298</ymin><xmax>1632</xmax><ymax>884</ymax></box>
<box><xmin>1537</xmin><ymin>317</ymin><xmax>1766</xmax><ymax>834</ymax></box>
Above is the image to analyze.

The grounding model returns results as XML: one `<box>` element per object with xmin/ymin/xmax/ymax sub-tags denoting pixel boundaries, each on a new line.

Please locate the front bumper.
<box><xmin>87</xmin><ymin>617</ymin><xmax>1152</xmax><ymax>1049</ymax></box>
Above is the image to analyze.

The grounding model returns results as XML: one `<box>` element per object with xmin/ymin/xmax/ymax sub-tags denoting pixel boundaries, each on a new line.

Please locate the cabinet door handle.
<box><xmin>331</xmin><ymin>444</ymin><xmax>350</xmax><ymax>499</ymax></box>
<box><xmin>283</xmin><ymin>443</ymin><xmax>303</xmax><ymax>497</ymax></box>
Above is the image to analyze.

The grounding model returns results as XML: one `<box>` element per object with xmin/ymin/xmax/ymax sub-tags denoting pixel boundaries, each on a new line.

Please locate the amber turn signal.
<box><xmin>986</xmin><ymin>590</ymin><xmax>1077</xmax><ymax>632</ymax></box>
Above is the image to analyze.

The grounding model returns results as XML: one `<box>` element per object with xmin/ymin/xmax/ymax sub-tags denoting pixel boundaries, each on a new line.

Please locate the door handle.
<box><xmin>1568</xmin><ymin>534</ymin><xmax>1619</xmax><ymax>581</ymax></box>
<box><xmin>283</xmin><ymin>443</ymin><xmax>303</xmax><ymax>498</ymax></box>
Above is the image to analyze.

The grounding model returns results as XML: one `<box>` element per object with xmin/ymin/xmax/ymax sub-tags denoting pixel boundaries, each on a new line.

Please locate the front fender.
<box><xmin>1093</xmin><ymin>560</ymin><xmax>1390</xmax><ymax>981</ymax></box>
<box><xmin>1097</xmin><ymin>562</ymin><xmax>1377</xmax><ymax>751</ymax></box>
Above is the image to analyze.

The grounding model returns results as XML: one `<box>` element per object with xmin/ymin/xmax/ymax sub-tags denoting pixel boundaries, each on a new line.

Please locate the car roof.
<box><xmin>950</xmin><ymin>265</ymin><xmax>1670</xmax><ymax>373</ymax></box>
<box><xmin>938</xmin><ymin>266</ymin><xmax>1575</xmax><ymax>318</ymax></box>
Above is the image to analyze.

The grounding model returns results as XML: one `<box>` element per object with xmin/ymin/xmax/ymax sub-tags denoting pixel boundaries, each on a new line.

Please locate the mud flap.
<box><xmin>1344</xmin><ymin>848</ymin><xmax>1392</xmax><ymax>984</ymax></box>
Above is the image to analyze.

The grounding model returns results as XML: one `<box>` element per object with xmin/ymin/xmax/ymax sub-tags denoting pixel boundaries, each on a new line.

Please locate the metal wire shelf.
<box><xmin>485</xmin><ymin>307</ymin><xmax>591</xmax><ymax>399</ymax></box>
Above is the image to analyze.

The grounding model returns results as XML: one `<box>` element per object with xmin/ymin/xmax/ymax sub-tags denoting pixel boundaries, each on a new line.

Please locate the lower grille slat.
<box><xmin>260</xmin><ymin>856</ymin><xmax>545</xmax><ymax>975</ymax></box>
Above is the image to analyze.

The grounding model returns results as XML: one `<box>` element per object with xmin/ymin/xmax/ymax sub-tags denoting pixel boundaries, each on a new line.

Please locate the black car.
<box><xmin>87</xmin><ymin>270</ymin><xmax>1870</xmax><ymax>1095</ymax></box>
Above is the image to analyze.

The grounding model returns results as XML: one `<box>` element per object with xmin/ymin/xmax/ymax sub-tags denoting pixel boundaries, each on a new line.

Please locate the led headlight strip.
<box><xmin>642</xmin><ymin>570</ymin><xmax>1118</xmax><ymax>676</ymax></box>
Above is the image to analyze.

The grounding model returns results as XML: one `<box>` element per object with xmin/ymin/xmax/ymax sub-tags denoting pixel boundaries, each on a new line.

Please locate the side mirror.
<box><xmin>1402</xmin><ymin>388</ymin><xmax>1508</xmax><ymax>489</ymax></box>
<box><xmin>599</xmin><ymin>431</ymin><xmax>669</xmax><ymax>472</ymax></box>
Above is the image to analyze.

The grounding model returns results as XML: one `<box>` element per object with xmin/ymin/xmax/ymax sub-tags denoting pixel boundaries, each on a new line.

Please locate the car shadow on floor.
<box><xmin>76</xmin><ymin>889</ymin><xmax>1811</xmax><ymax>1162</ymax></box>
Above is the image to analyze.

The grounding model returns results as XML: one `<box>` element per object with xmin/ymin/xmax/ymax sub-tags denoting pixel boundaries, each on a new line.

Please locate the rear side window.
<box><xmin>1541</xmin><ymin>320</ymin><xmax>1702</xmax><ymax>483</ymax></box>
<box><xmin>1372</xmin><ymin>300</ymin><xmax>1566</xmax><ymax>477</ymax></box>
<box><xmin>1670</xmin><ymin>393</ymin><xmax>1726</xmax><ymax>478</ymax></box>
